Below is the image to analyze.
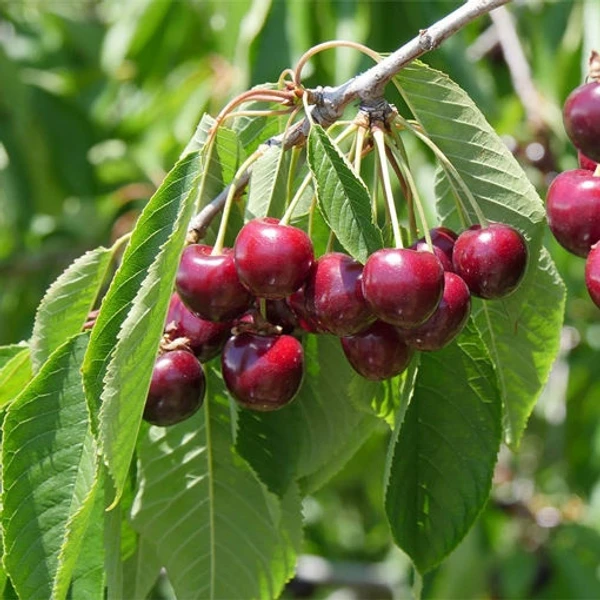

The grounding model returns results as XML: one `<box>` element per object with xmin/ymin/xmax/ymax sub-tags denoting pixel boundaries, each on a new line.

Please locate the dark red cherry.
<box><xmin>410</xmin><ymin>227</ymin><xmax>458</xmax><ymax>272</ymax></box>
<box><xmin>546</xmin><ymin>169</ymin><xmax>600</xmax><ymax>257</ymax></box>
<box><xmin>578</xmin><ymin>150</ymin><xmax>598</xmax><ymax>172</ymax></box>
<box><xmin>234</xmin><ymin>218</ymin><xmax>314</xmax><ymax>298</ymax></box>
<box><xmin>452</xmin><ymin>223</ymin><xmax>527</xmax><ymax>299</ymax></box>
<box><xmin>403</xmin><ymin>272</ymin><xmax>471</xmax><ymax>351</ymax></box>
<box><xmin>176</xmin><ymin>245</ymin><xmax>253</xmax><ymax>322</ymax></box>
<box><xmin>585</xmin><ymin>243</ymin><xmax>600</xmax><ymax>308</ymax></box>
<box><xmin>165</xmin><ymin>293</ymin><xmax>231</xmax><ymax>361</ymax></box>
<box><xmin>563</xmin><ymin>82</ymin><xmax>600</xmax><ymax>162</ymax></box>
<box><xmin>143</xmin><ymin>350</ymin><xmax>205</xmax><ymax>426</ymax></box>
<box><xmin>287</xmin><ymin>286</ymin><xmax>323</xmax><ymax>333</ymax></box>
<box><xmin>362</xmin><ymin>249</ymin><xmax>444</xmax><ymax>328</ymax></box>
<box><xmin>341</xmin><ymin>321</ymin><xmax>413</xmax><ymax>381</ymax></box>
<box><xmin>304</xmin><ymin>252</ymin><xmax>374</xmax><ymax>336</ymax></box>
<box><xmin>221</xmin><ymin>332</ymin><xmax>304</xmax><ymax>411</ymax></box>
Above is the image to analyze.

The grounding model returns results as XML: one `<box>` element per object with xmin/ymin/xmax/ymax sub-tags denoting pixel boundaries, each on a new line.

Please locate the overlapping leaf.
<box><xmin>396</xmin><ymin>61</ymin><xmax>564</xmax><ymax>447</ymax></box>
<box><xmin>245</xmin><ymin>145</ymin><xmax>288</xmax><ymax>220</ymax></box>
<box><xmin>236</xmin><ymin>335</ymin><xmax>381</xmax><ymax>497</ymax></box>
<box><xmin>2</xmin><ymin>334</ymin><xmax>99</xmax><ymax>600</ymax></box>
<box><xmin>30</xmin><ymin>246</ymin><xmax>113</xmax><ymax>373</ymax></box>
<box><xmin>131</xmin><ymin>368</ymin><xmax>302</xmax><ymax>600</ymax></box>
<box><xmin>385</xmin><ymin>324</ymin><xmax>502</xmax><ymax>574</ymax></box>
<box><xmin>82</xmin><ymin>148</ymin><xmax>203</xmax><ymax>503</ymax></box>
<box><xmin>307</xmin><ymin>124</ymin><xmax>383</xmax><ymax>263</ymax></box>
<box><xmin>0</xmin><ymin>345</ymin><xmax>31</xmax><ymax>410</ymax></box>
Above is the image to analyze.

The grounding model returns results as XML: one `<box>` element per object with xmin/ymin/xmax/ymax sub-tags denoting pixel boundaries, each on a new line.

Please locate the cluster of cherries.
<box><xmin>143</xmin><ymin>216</ymin><xmax>528</xmax><ymax>426</ymax></box>
<box><xmin>545</xmin><ymin>54</ymin><xmax>600</xmax><ymax>306</ymax></box>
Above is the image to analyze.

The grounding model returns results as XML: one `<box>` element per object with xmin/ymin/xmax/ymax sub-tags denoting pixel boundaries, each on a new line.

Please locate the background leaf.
<box><xmin>236</xmin><ymin>335</ymin><xmax>381</xmax><ymax>497</ymax></box>
<box><xmin>30</xmin><ymin>246</ymin><xmax>113</xmax><ymax>373</ymax></box>
<box><xmin>82</xmin><ymin>149</ymin><xmax>202</xmax><ymax>502</ymax></box>
<box><xmin>385</xmin><ymin>323</ymin><xmax>502</xmax><ymax>574</ymax></box>
<box><xmin>131</xmin><ymin>368</ymin><xmax>302</xmax><ymax>600</ymax></box>
<box><xmin>307</xmin><ymin>124</ymin><xmax>383</xmax><ymax>263</ymax></box>
<box><xmin>2</xmin><ymin>334</ymin><xmax>99</xmax><ymax>600</ymax></box>
<box><xmin>245</xmin><ymin>145</ymin><xmax>288</xmax><ymax>220</ymax></box>
<box><xmin>0</xmin><ymin>347</ymin><xmax>31</xmax><ymax>410</ymax></box>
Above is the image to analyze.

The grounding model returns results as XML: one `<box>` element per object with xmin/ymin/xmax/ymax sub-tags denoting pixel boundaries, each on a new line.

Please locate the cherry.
<box><xmin>287</xmin><ymin>286</ymin><xmax>323</xmax><ymax>333</ymax></box>
<box><xmin>176</xmin><ymin>244</ymin><xmax>253</xmax><ymax>322</ymax></box>
<box><xmin>546</xmin><ymin>169</ymin><xmax>600</xmax><ymax>257</ymax></box>
<box><xmin>143</xmin><ymin>350</ymin><xmax>205</xmax><ymax>426</ymax></box>
<box><xmin>341</xmin><ymin>321</ymin><xmax>413</xmax><ymax>381</ymax></box>
<box><xmin>234</xmin><ymin>217</ymin><xmax>314</xmax><ymax>298</ymax></box>
<box><xmin>578</xmin><ymin>150</ymin><xmax>598</xmax><ymax>172</ymax></box>
<box><xmin>452</xmin><ymin>223</ymin><xmax>527</xmax><ymax>299</ymax></box>
<box><xmin>221</xmin><ymin>332</ymin><xmax>304</xmax><ymax>411</ymax></box>
<box><xmin>362</xmin><ymin>249</ymin><xmax>444</xmax><ymax>328</ymax></box>
<box><xmin>585</xmin><ymin>243</ymin><xmax>600</xmax><ymax>309</ymax></box>
<box><xmin>403</xmin><ymin>272</ymin><xmax>471</xmax><ymax>351</ymax></box>
<box><xmin>410</xmin><ymin>226</ymin><xmax>458</xmax><ymax>272</ymax></box>
<box><xmin>165</xmin><ymin>293</ymin><xmax>231</xmax><ymax>361</ymax></box>
<box><xmin>264</xmin><ymin>299</ymin><xmax>299</xmax><ymax>334</ymax></box>
<box><xmin>563</xmin><ymin>82</ymin><xmax>600</xmax><ymax>162</ymax></box>
<box><xmin>304</xmin><ymin>252</ymin><xmax>374</xmax><ymax>336</ymax></box>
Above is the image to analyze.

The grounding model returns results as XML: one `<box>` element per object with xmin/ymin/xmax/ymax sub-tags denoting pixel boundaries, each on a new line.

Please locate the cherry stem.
<box><xmin>392</xmin><ymin>115</ymin><xmax>487</xmax><ymax>227</ymax></box>
<box><xmin>280</xmin><ymin>172</ymin><xmax>312</xmax><ymax>225</ymax></box>
<box><xmin>372</xmin><ymin>126</ymin><xmax>403</xmax><ymax>249</ymax></box>
<box><xmin>326</xmin><ymin>230</ymin><xmax>336</xmax><ymax>253</ymax></box>
<box><xmin>258</xmin><ymin>297</ymin><xmax>268</xmax><ymax>320</ymax></box>
<box><xmin>385</xmin><ymin>144</ymin><xmax>417</xmax><ymax>241</ymax></box>
<box><xmin>294</xmin><ymin>40</ymin><xmax>382</xmax><ymax>87</ymax></box>
<box><xmin>212</xmin><ymin>151</ymin><xmax>264</xmax><ymax>255</ymax></box>
<box><xmin>220</xmin><ymin>108</ymin><xmax>294</xmax><ymax>122</ymax></box>
<box><xmin>354</xmin><ymin>125</ymin><xmax>367</xmax><ymax>174</ymax></box>
<box><xmin>286</xmin><ymin>146</ymin><xmax>302</xmax><ymax>208</ymax></box>
<box><xmin>594</xmin><ymin>164</ymin><xmax>600</xmax><ymax>178</ymax></box>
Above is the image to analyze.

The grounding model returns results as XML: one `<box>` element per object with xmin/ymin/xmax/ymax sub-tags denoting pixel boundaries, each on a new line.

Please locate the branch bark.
<box><xmin>188</xmin><ymin>0</ymin><xmax>512</xmax><ymax>240</ymax></box>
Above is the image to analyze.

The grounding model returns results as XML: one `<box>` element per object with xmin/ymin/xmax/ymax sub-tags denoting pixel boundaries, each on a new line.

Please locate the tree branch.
<box><xmin>188</xmin><ymin>0</ymin><xmax>512</xmax><ymax>241</ymax></box>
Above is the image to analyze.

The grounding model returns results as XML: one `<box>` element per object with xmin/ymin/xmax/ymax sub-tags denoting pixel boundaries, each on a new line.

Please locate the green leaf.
<box><xmin>31</xmin><ymin>246</ymin><xmax>113</xmax><ymax>373</ymax></box>
<box><xmin>307</xmin><ymin>124</ymin><xmax>383</xmax><ymax>263</ymax></box>
<box><xmin>2</xmin><ymin>334</ymin><xmax>99</xmax><ymax>600</ymax></box>
<box><xmin>0</xmin><ymin>343</ymin><xmax>28</xmax><ymax>370</ymax></box>
<box><xmin>385</xmin><ymin>324</ymin><xmax>502</xmax><ymax>574</ymax></box>
<box><xmin>232</xmin><ymin>96</ymin><xmax>281</xmax><ymax>155</ymax></box>
<box><xmin>0</xmin><ymin>348</ymin><xmax>32</xmax><ymax>410</ymax></box>
<box><xmin>83</xmin><ymin>149</ymin><xmax>202</xmax><ymax>503</ymax></box>
<box><xmin>131</xmin><ymin>368</ymin><xmax>302</xmax><ymax>600</ymax></box>
<box><xmin>245</xmin><ymin>145</ymin><xmax>288</xmax><ymax>220</ymax></box>
<box><xmin>473</xmin><ymin>248</ymin><xmax>565</xmax><ymax>447</ymax></box>
<box><xmin>395</xmin><ymin>61</ymin><xmax>546</xmax><ymax>242</ymax></box>
<box><xmin>123</xmin><ymin>537</ymin><xmax>163</xmax><ymax>600</ymax></box>
<box><xmin>236</xmin><ymin>335</ymin><xmax>380</xmax><ymax>496</ymax></box>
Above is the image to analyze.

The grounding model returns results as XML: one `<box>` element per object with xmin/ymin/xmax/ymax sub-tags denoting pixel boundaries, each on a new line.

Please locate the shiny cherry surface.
<box><xmin>563</xmin><ymin>82</ymin><xmax>600</xmax><ymax>162</ymax></box>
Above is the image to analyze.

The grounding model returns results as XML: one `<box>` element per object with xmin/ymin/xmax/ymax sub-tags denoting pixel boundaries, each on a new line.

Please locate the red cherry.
<box><xmin>563</xmin><ymin>82</ymin><xmax>600</xmax><ymax>162</ymax></box>
<box><xmin>287</xmin><ymin>286</ymin><xmax>323</xmax><ymax>333</ymax></box>
<box><xmin>304</xmin><ymin>252</ymin><xmax>374</xmax><ymax>336</ymax></box>
<box><xmin>221</xmin><ymin>332</ymin><xmax>304</xmax><ymax>411</ymax></box>
<box><xmin>165</xmin><ymin>293</ymin><xmax>231</xmax><ymax>361</ymax></box>
<box><xmin>546</xmin><ymin>169</ymin><xmax>600</xmax><ymax>257</ymax></box>
<box><xmin>585</xmin><ymin>243</ymin><xmax>600</xmax><ymax>308</ymax></box>
<box><xmin>143</xmin><ymin>350</ymin><xmax>205</xmax><ymax>426</ymax></box>
<box><xmin>341</xmin><ymin>321</ymin><xmax>413</xmax><ymax>381</ymax></box>
<box><xmin>578</xmin><ymin>150</ymin><xmax>598</xmax><ymax>172</ymax></box>
<box><xmin>234</xmin><ymin>218</ymin><xmax>314</xmax><ymax>298</ymax></box>
<box><xmin>452</xmin><ymin>224</ymin><xmax>527</xmax><ymax>299</ymax></box>
<box><xmin>410</xmin><ymin>226</ymin><xmax>458</xmax><ymax>272</ymax></box>
<box><xmin>362</xmin><ymin>249</ymin><xmax>444</xmax><ymax>328</ymax></box>
<box><xmin>176</xmin><ymin>245</ymin><xmax>253</xmax><ymax>322</ymax></box>
<box><xmin>403</xmin><ymin>272</ymin><xmax>471</xmax><ymax>351</ymax></box>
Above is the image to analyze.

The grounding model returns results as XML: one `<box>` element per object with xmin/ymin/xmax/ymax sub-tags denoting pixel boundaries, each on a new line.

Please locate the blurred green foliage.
<box><xmin>2</xmin><ymin>0</ymin><xmax>600</xmax><ymax>597</ymax></box>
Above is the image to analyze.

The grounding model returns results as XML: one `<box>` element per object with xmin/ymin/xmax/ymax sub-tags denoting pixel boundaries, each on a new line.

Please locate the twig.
<box><xmin>189</xmin><ymin>0</ymin><xmax>512</xmax><ymax>240</ymax></box>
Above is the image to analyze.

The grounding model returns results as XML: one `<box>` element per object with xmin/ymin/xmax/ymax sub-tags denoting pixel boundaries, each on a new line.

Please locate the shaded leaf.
<box><xmin>0</xmin><ymin>348</ymin><xmax>32</xmax><ymax>410</ymax></box>
<box><xmin>385</xmin><ymin>324</ymin><xmax>502</xmax><ymax>574</ymax></box>
<box><xmin>307</xmin><ymin>124</ymin><xmax>383</xmax><ymax>263</ymax></box>
<box><xmin>31</xmin><ymin>246</ymin><xmax>113</xmax><ymax>373</ymax></box>
<box><xmin>2</xmin><ymin>334</ymin><xmax>99</xmax><ymax>600</ymax></box>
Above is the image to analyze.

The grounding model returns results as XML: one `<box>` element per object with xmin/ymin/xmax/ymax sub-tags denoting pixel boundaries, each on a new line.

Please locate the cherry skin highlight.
<box><xmin>341</xmin><ymin>321</ymin><xmax>413</xmax><ymax>381</ymax></box>
<box><xmin>176</xmin><ymin>245</ymin><xmax>253</xmax><ymax>322</ymax></box>
<box><xmin>546</xmin><ymin>169</ymin><xmax>600</xmax><ymax>257</ymax></box>
<box><xmin>304</xmin><ymin>252</ymin><xmax>374</xmax><ymax>336</ymax></box>
<box><xmin>165</xmin><ymin>293</ymin><xmax>231</xmax><ymax>361</ymax></box>
<box><xmin>403</xmin><ymin>272</ymin><xmax>471</xmax><ymax>351</ymax></box>
<box><xmin>452</xmin><ymin>223</ymin><xmax>527</xmax><ymax>299</ymax></box>
<box><xmin>143</xmin><ymin>350</ymin><xmax>205</xmax><ymax>426</ymax></box>
<box><xmin>221</xmin><ymin>332</ymin><xmax>304</xmax><ymax>411</ymax></box>
<box><xmin>410</xmin><ymin>226</ymin><xmax>458</xmax><ymax>272</ymax></box>
<box><xmin>362</xmin><ymin>248</ymin><xmax>444</xmax><ymax>328</ymax></box>
<box><xmin>563</xmin><ymin>82</ymin><xmax>600</xmax><ymax>162</ymax></box>
<box><xmin>585</xmin><ymin>243</ymin><xmax>600</xmax><ymax>309</ymax></box>
<box><xmin>234</xmin><ymin>217</ymin><xmax>314</xmax><ymax>298</ymax></box>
